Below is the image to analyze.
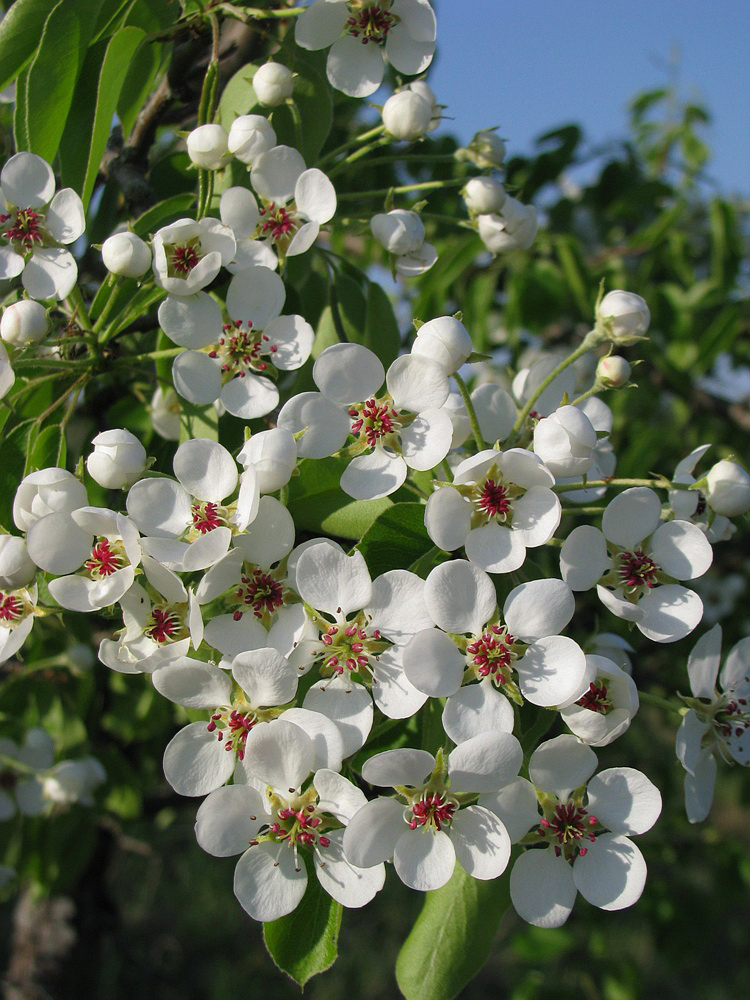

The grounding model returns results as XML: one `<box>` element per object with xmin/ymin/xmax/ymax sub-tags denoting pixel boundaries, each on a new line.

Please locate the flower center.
<box><xmin>1</xmin><ymin>207</ymin><xmax>46</xmax><ymax>250</ymax></box>
<box><xmin>537</xmin><ymin>801</ymin><xmax>599</xmax><ymax>860</ymax></box>
<box><xmin>191</xmin><ymin>501</ymin><xmax>225</xmax><ymax>534</ymax></box>
<box><xmin>260</xmin><ymin>203</ymin><xmax>299</xmax><ymax>244</ymax></box>
<box><xmin>0</xmin><ymin>592</ymin><xmax>26</xmax><ymax>624</ymax></box>
<box><xmin>715</xmin><ymin>695</ymin><xmax>750</xmax><ymax>741</ymax></box>
<box><xmin>405</xmin><ymin>791</ymin><xmax>457</xmax><ymax>833</ymax></box>
<box><xmin>144</xmin><ymin>605</ymin><xmax>185</xmax><ymax>644</ymax></box>
<box><xmin>168</xmin><ymin>240</ymin><xmax>202</xmax><ymax>276</ymax></box>
<box><xmin>346</xmin><ymin>2</ymin><xmax>397</xmax><ymax>44</ymax></box>
<box><xmin>208</xmin><ymin>321</ymin><xmax>276</xmax><ymax>378</ymax></box>
<box><xmin>268</xmin><ymin>804</ymin><xmax>331</xmax><ymax>849</ymax></box>
<box><xmin>466</xmin><ymin>625</ymin><xmax>517</xmax><ymax>686</ymax></box>
<box><xmin>233</xmin><ymin>568</ymin><xmax>286</xmax><ymax>622</ymax></box>
<box><xmin>617</xmin><ymin>549</ymin><xmax>659</xmax><ymax>593</ymax></box>
<box><xmin>576</xmin><ymin>680</ymin><xmax>612</xmax><ymax>714</ymax></box>
<box><xmin>348</xmin><ymin>397</ymin><xmax>402</xmax><ymax>449</ymax></box>
<box><xmin>477</xmin><ymin>479</ymin><xmax>511</xmax><ymax>519</ymax></box>
<box><xmin>318</xmin><ymin>619</ymin><xmax>387</xmax><ymax>679</ymax></box>
<box><xmin>207</xmin><ymin>706</ymin><xmax>257</xmax><ymax>760</ymax></box>
<box><xmin>84</xmin><ymin>538</ymin><xmax>126</xmax><ymax>579</ymax></box>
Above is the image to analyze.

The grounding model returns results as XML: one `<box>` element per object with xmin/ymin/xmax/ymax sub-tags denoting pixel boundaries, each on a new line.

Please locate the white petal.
<box><xmin>442</xmin><ymin>683</ymin><xmax>515</xmax><ymax>744</ymax></box>
<box><xmin>46</xmin><ymin>189</ymin><xmax>85</xmax><ymax>243</ymax></box>
<box><xmin>203</xmin><ymin>613</ymin><xmax>268</xmax><ymax>657</ymax></box>
<box><xmin>560</xmin><ymin>526</ymin><xmax>610</xmax><ymax>591</ymax></box>
<box><xmin>465</xmin><ymin>522</ymin><xmax>526</xmax><ymax>575</ymax></box>
<box><xmin>372</xmin><ymin>648</ymin><xmax>428</xmax><ymax>719</ymax></box>
<box><xmin>220</xmin><ymin>186</ymin><xmax>260</xmax><ymax>236</ymax></box>
<box><xmin>195</xmin><ymin>784</ymin><xmax>269</xmax><ymax>856</ymax></box>
<box><xmin>226</xmin><ymin>265</ymin><xmax>286</xmax><ymax>328</ymax></box>
<box><xmin>152</xmin><ymin>658</ymin><xmax>232</xmax><ymax>709</ymax></box>
<box><xmin>221</xmin><ymin>375</ymin><xmax>279</xmax><ymax>420</ymax></box>
<box><xmin>295</xmin><ymin>168</ymin><xmax>336</xmax><ymax>224</ymax></box>
<box><xmin>163</xmin><ymin>722</ymin><xmax>235</xmax><ymax>796</ymax></box>
<box><xmin>295</xmin><ymin>542</ymin><xmax>372</xmax><ymax>617</ymax></box>
<box><xmin>572</xmin><ymin>833</ymin><xmax>647</xmax><ymax>911</ymax></box>
<box><xmin>685</xmin><ymin>753</ymin><xmax>717</xmax><ymax>822</ymax></box>
<box><xmin>367</xmin><ymin>569</ymin><xmax>433</xmax><ymax>644</ymax></box>
<box><xmin>315</xmin><ymin>829</ymin><xmax>385</xmax><ymax>907</ymax></box>
<box><xmin>251</xmin><ymin>145</ymin><xmax>306</xmax><ymax>204</ymax></box>
<box><xmin>342</xmin><ymin>798</ymin><xmax>405</xmax><ymax>867</ymax></box>
<box><xmin>22</xmin><ymin>247</ymin><xmax>77</xmax><ymax>300</ymax></box>
<box><xmin>303</xmin><ymin>677</ymin><xmax>373</xmax><ymax>757</ymax></box>
<box><xmin>386</xmin><ymin>354</ymin><xmax>448</xmax><ymax>412</ymax></box>
<box><xmin>636</xmin><ymin>585</ymin><xmax>703</xmax><ymax>643</ymax></box>
<box><xmin>402</xmin><ymin>627</ymin><xmax>465</xmax><ymax>697</ymax></box>
<box><xmin>400</xmin><ymin>408</ymin><xmax>453</xmax><ymax>472</ymax></box>
<box><xmin>327</xmin><ymin>35</ymin><xmax>384</xmax><ymax>98</ymax></box>
<box><xmin>126</xmin><ymin>478</ymin><xmax>191</xmax><ymax>537</ymax></box>
<box><xmin>472</xmin><ymin>384</ymin><xmax>517</xmax><ymax>445</ymax></box>
<box><xmin>688</xmin><ymin>624</ymin><xmax>722</xmax><ymax>699</ymax></box>
<box><xmin>513</xmin><ymin>487</ymin><xmax>561</xmax><ymax>547</ymax></box>
<box><xmin>586</xmin><ymin>768</ymin><xmax>662</xmax><ymax>835</ymax></box>
<box><xmin>393</xmin><ymin>829</ymin><xmax>455</xmax><ymax>891</ymax></box>
<box><xmin>233</xmin><ymin>496</ymin><xmax>294</xmax><ymax>568</ymax></box>
<box><xmin>0</xmin><ymin>246</ymin><xmax>25</xmax><ymax>279</ymax></box>
<box><xmin>158</xmin><ymin>293</ymin><xmax>222</xmax><ymax>349</ymax></box>
<box><xmin>1</xmin><ymin>152</ymin><xmax>55</xmax><ymax>207</ymax></box>
<box><xmin>424</xmin><ymin>487</ymin><xmax>471</xmax><ymax>551</ymax></box>
<box><xmin>720</xmin><ymin>635</ymin><xmax>750</xmax><ymax>690</ymax></box>
<box><xmin>650</xmin><ymin>520</ymin><xmax>713</xmax><ymax>580</ymax></box>
<box><xmin>675</xmin><ymin>710</ymin><xmax>709</xmax><ymax>775</ymax></box>
<box><xmin>510</xmin><ymin>848</ymin><xmax>576</xmax><ymax>928</ymax></box>
<box><xmin>172</xmin><ymin>351</ymin><xmax>222</xmax><ymax>406</ymax></box>
<box><xmin>362</xmin><ymin>748</ymin><xmax>435</xmax><ymax>788</ymax></box>
<box><xmin>448</xmin><ymin>731</ymin><xmax>523</xmax><ymax>794</ymax></box>
<box><xmin>280</xmin><ymin>708</ymin><xmax>345</xmax><ymax>773</ymax></box>
<box><xmin>232</xmin><ymin>647</ymin><xmax>298</xmax><ymax>707</ymax></box>
<box><xmin>277</xmin><ymin>391</ymin><xmax>350</xmax><ymax>459</ymax></box>
<box><xmin>503</xmin><ymin>579</ymin><xmax>575</xmax><ymax>642</ymax></box>
<box><xmin>313</xmin><ymin>343</ymin><xmax>384</xmax><ymax>404</ymax></box>
<box><xmin>479</xmin><ymin>777</ymin><xmax>540</xmax><ymax>844</ymax></box>
<box><xmin>385</xmin><ymin>23</ymin><xmax>434</xmax><ymax>75</ymax></box>
<box><xmin>424</xmin><ymin>559</ymin><xmax>496</xmax><ymax>635</ymax></box>
<box><xmin>295</xmin><ymin>0</ymin><xmax>349</xmax><ymax>50</ymax></box>
<box><xmin>26</xmin><ymin>511</ymin><xmax>91</xmax><ymax>574</ymax></box>
<box><xmin>518</xmin><ymin>636</ymin><xmax>592</xmax><ymax>708</ymax></box>
<box><xmin>313</xmin><ymin>769</ymin><xmax>367</xmax><ymax>823</ymax></box>
<box><xmin>529</xmin><ymin>735</ymin><xmax>598</xmax><ymax>798</ymax></box>
<box><xmin>340</xmin><ymin>449</ymin><xmax>407</xmax><ymax>500</ymax></box>
<box><xmin>243</xmin><ymin>719</ymin><xmax>314</xmax><ymax>792</ymax></box>
<box><xmin>602</xmin><ymin>488</ymin><xmax>662</xmax><ymax>549</ymax></box>
<box><xmin>234</xmin><ymin>841</ymin><xmax>307</xmax><ymax>921</ymax></box>
<box><xmin>264</xmin><ymin>314</ymin><xmax>314</xmax><ymax>371</ymax></box>
<box><xmin>286</xmin><ymin>221</ymin><xmax>320</xmax><ymax>258</ymax></box>
<box><xmin>174</xmin><ymin>439</ymin><xmax>237</xmax><ymax>503</ymax></box>
<box><xmin>450</xmin><ymin>805</ymin><xmax>511</xmax><ymax>880</ymax></box>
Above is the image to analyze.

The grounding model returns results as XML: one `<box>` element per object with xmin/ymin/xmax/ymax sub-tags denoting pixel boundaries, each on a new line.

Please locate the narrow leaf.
<box><xmin>28</xmin><ymin>424</ymin><xmax>67</xmax><ymax>474</ymax></box>
<box><xmin>263</xmin><ymin>874</ymin><xmax>342</xmax><ymax>988</ymax></box>
<box><xmin>0</xmin><ymin>0</ymin><xmax>57</xmax><ymax>91</ymax></box>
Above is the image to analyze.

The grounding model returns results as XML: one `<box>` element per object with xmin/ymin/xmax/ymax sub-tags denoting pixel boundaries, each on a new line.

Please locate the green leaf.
<box><xmin>131</xmin><ymin>193</ymin><xmax>197</xmax><ymax>238</ymax></box>
<box><xmin>0</xmin><ymin>423</ymin><xmax>33</xmax><ymax>529</ymax></box>
<box><xmin>263</xmin><ymin>873</ymin><xmax>342</xmax><ymax>988</ymax></box>
<box><xmin>364</xmin><ymin>280</ymin><xmax>401</xmax><ymax>369</ymax></box>
<box><xmin>27</xmin><ymin>424</ymin><xmax>67</xmax><ymax>474</ymax></box>
<box><xmin>395</xmin><ymin>863</ymin><xmax>512</xmax><ymax>1000</ymax></box>
<box><xmin>58</xmin><ymin>39</ymin><xmax>107</xmax><ymax>195</ymax></box>
<box><xmin>0</xmin><ymin>0</ymin><xmax>57</xmax><ymax>91</ymax></box>
<box><xmin>218</xmin><ymin>62</ymin><xmax>259</xmax><ymax>131</ymax></box>
<box><xmin>179</xmin><ymin>401</ymin><xmax>218</xmax><ymax>443</ymax></box>
<box><xmin>12</xmin><ymin>66</ymin><xmax>30</xmax><ymax>152</ymax></box>
<box><xmin>287</xmin><ymin>456</ymin><xmax>392</xmax><ymax>541</ymax></box>
<box><xmin>356</xmin><ymin>503</ymin><xmax>432</xmax><ymax>578</ymax></box>
<box><xmin>266</xmin><ymin>48</ymin><xmax>332</xmax><ymax>166</ymax></box>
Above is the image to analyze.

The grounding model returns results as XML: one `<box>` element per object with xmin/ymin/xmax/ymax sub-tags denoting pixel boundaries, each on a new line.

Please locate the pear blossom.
<box><xmin>477</xmin><ymin>196</ymin><xmax>537</xmax><ymax>254</ymax></box>
<box><xmin>101</xmin><ymin>230</ymin><xmax>152</xmax><ymax>278</ymax></box>
<box><xmin>371</xmin><ymin>209</ymin><xmax>437</xmax><ymax>276</ymax></box>
<box><xmin>0</xmin><ymin>729</ymin><xmax>56</xmax><ymax>818</ymax></box>
<box><xmin>150</xmin><ymin>386</ymin><xmax>181</xmax><ymax>441</ymax></box>
<box><xmin>411</xmin><ymin>315</ymin><xmax>473</xmax><ymax>375</ymax></box>
<box><xmin>597</xmin><ymin>290</ymin><xmax>650</xmax><ymax>344</ymax></box>
<box><xmin>186</xmin><ymin>124</ymin><xmax>229</xmax><ymax>170</ymax></box>
<box><xmin>481</xmin><ymin>735</ymin><xmax>661</xmax><ymax>928</ymax></box>
<box><xmin>126</xmin><ymin>439</ymin><xmax>259</xmax><ymax>572</ymax></box>
<box><xmin>41</xmin><ymin>757</ymin><xmax>105</xmax><ymax>807</ymax></box>
<box><xmin>295</xmin><ymin>0</ymin><xmax>436</xmax><ymax>99</ymax></box>
<box><xmin>471</xmin><ymin>382</ymin><xmax>517</xmax><ymax>445</ymax></box>
<box><xmin>424</xmin><ymin>447</ymin><xmax>560</xmax><ymax>574</ymax></box>
<box><xmin>227</xmin><ymin>115</ymin><xmax>277</xmax><ymax>166</ymax></box>
<box><xmin>533</xmin><ymin>405</ymin><xmax>597</xmax><ymax>479</ymax></box>
<box><xmin>0</xmin><ymin>152</ymin><xmax>85</xmax><ymax>300</ymax></box>
<box><xmin>13</xmin><ymin>467</ymin><xmax>88</xmax><ymax>533</ymax></box>
<box><xmin>399</xmin><ymin>560</ymin><xmax>592</xmax><ymax>742</ymax></box>
<box><xmin>669</xmin><ymin>445</ymin><xmax>733</xmax><ymax>542</ymax></box>
<box><xmin>596</xmin><ymin>355</ymin><xmax>631</xmax><ymax>389</ymax></box>
<box><xmin>404</xmin><ymin>80</ymin><xmax>440</xmax><ymax>130</ymax></box>
<box><xmin>0</xmin><ymin>582</ymin><xmax>38</xmax><ymax>665</ymax></box>
<box><xmin>560</xmin><ymin>487</ymin><xmax>713</xmax><ymax>642</ymax></box>
<box><xmin>162</xmin><ymin>266</ymin><xmax>313</xmax><ymax>419</ymax></box>
<box><xmin>151</xmin><ymin>217</ymin><xmax>235</xmax><ymax>296</ymax></box>
<box><xmin>704</xmin><ymin>459</ymin><xmax>750</xmax><ymax>517</ymax></box>
<box><xmin>560</xmin><ymin>656</ymin><xmax>639</xmax><ymax>746</ymax></box>
<box><xmin>252</xmin><ymin>62</ymin><xmax>294</xmax><ymax>106</ymax></box>
<box><xmin>461</xmin><ymin>129</ymin><xmax>506</xmax><ymax>169</ymax></box>
<box><xmin>343</xmin><ymin>733</ymin><xmax>522</xmax><ymax>891</ymax></box>
<box><xmin>382</xmin><ymin>89</ymin><xmax>433</xmax><ymax>139</ymax></box>
<box><xmin>86</xmin><ymin>429</ymin><xmax>148</xmax><ymax>490</ymax></box>
<box><xmin>676</xmin><ymin>625</ymin><xmax>750</xmax><ymax>822</ymax></box>
<box><xmin>195</xmin><ymin>721</ymin><xmax>384</xmax><ymax>920</ymax></box>
<box><xmin>0</xmin><ymin>536</ymin><xmax>36</xmax><ymax>590</ymax></box>
<box><xmin>278</xmin><ymin>342</ymin><xmax>452</xmax><ymax>501</ymax></box>
<box><xmin>1</xmin><ymin>299</ymin><xmax>48</xmax><ymax>346</ymax></box>
<box><xmin>463</xmin><ymin>176</ymin><xmax>507</xmax><ymax>216</ymax></box>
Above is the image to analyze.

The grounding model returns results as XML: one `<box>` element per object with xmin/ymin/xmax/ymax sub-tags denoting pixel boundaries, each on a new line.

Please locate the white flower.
<box><xmin>86</xmin><ymin>429</ymin><xmax>148</xmax><ymax>490</ymax></box>
<box><xmin>237</xmin><ymin>428</ymin><xmax>298</xmax><ymax>494</ymax></box>
<box><xmin>186</xmin><ymin>123</ymin><xmax>229</xmax><ymax>170</ymax></box>
<box><xmin>253</xmin><ymin>62</ymin><xmax>294</xmax><ymax>106</ymax></box>
<box><xmin>463</xmin><ymin>176</ymin><xmax>506</xmax><ymax>216</ymax></box>
<box><xmin>295</xmin><ymin>0</ymin><xmax>436</xmax><ymax>99</ymax></box>
<box><xmin>126</xmin><ymin>439</ymin><xmax>259</xmax><ymax>572</ymax></box>
<box><xmin>0</xmin><ymin>536</ymin><xmax>36</xmax><ymax>590</ymax></box>
<box><xmin>561</xmin><ymin>487</ymin><xmax>713</xmax><ymax>642</ymax></box>
<box><xmin>13</xmin><ymin>467</ymin><xmax>88</xmax><ymax>532</ymax></box>
<box><xmin>400</xmin><ymin>560</ymin><xmax>590</xmax><ymax>741</ymax></box>
<box><xmin>343</xmin><ymin>734</ymin><xmax>521</xmax><ymax>891</ymax></box>
<box><xmin>425</xmin><ymin>447</ymin><xmax>560</xmax><ymax>574</ymax></box>
<box><xmin>0</xmin><ymin>582</ymin><xmax>37</xmax><ymax>665</ymax></box>
<box><xmin>411</xmin><ymin>315</ymin><xmax>473</xmax><ymax>375</ymax></box>
<box><xmin>477</xmin><ymin>196</ymin><xmax>538</xmax><ymax>253</ymax></box>
<box><xmin>152</xmin><ymin>217</ymin><xmax>235</xmax><ymax>296</ymax></box>
<box><xmin>481</xmin><ymin>735</ymin><xmax>661</xmax><ymax>928</ymax></box>
<box><xmin>162</xmin><ymin>266</ymin><xmax>313</xmax><ymax>420</ymax></box>
<box><xmin>278</xmin><ymin>342</ymin><xmax>452</xmax><ymax>501</ymax></box>
<box><xmin>404</xmin><ymin>80</ymin><xmax>440</xmax><ymax>130</ymax></box>
<box><xmin>597</xmin><ymin>290</ymin><xmax>650</xmax><ymax>344</ymax></box>
<box><xmin>101</xmin><ymin>231</ymin><xmax>152</xmax><ymax>278</ymax></box>
<box><xmin>668</xmin><ymin>445</ymin><xmax>733</xmax><ymax>542</ymax></box>
<box><xmin>676</xmin><ymin>625</ymin><xmax>750</xmax><ymax>822</ymax></box>
<box><xmin>461</xmin><ymin>129</ymin><xmax>506</xmax><ymax>169</ymax></box>
<box><xmin>596</xmin><ymin>355</ymin><xmax>631</xmax><ymax>389</ymax></box>
<box><xmin>227</xmin><ymin>115</ymin><xmax>277</xmax><ymax>165</ymax></box>
<box><xmin>1</xmin><ymin>299</ymin><xmax>48</xmax><ymax>346</ymax></box>
<box><xmin>150</xmin><ymin>386</ymin><xmax>181</xmax><ymax>441</ymax></box>
<box><xmin>370</xmin><ymin>209</ymin><xmax>436</xmax><ymax>276</ymax></box>
<box><xmin>704</xmin><ymin>459</ymin><xmax>750</xmax><ymax>517</ymax></box>
<box><xmin>195</xmin><ymin>722</ymin><xmax>384</xmax><ymax>920</ymax></box>
<box><xmin>42</xmin><ymin>757</ymin><xmax>105</xmax><ymax>807</ymax></box>
<box><xmin>533</xmin><ymin>405</ymin><xmax>597</xmax><ymax>479</ymax></box>
<box><xmin>560</xmin><ymin>656</ymin><xmax>639</xmax><ymax>746</ymax></box>
<box><xmin>382</xmin><ymin>89</ymin><xmax>433</xmax><ymax>139</ymax></box>
<box><xmin>0</xmin><ymin>152</ymin><xmax>85</xmax><ymax>300</ymax></box>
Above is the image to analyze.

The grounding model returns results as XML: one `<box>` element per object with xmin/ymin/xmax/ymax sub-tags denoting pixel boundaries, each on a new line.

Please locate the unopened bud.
<box><xmin>596</xmin><ymin>355</ymin><xmax>631</xmax><ymax>389</ymax></box>
<box><xmin>86</xmin><ymin>429</ymin><xmax>148</xmax><ymax>489</ymax></box>
<box><xmin>466</xmin><ymin>129</ymin><xmax>506</xmax><ymax>169</ymax></box>
<box><xmin>405</xmin><ymin>81</ymin><xmax>440</xmax><ymax>131</ymax></box>
<box><xmin>186</xmin><ymin>123</ymin><xmax>229</xmax><ymax>170</ymax></box>
<box><xmin>371</xmin><ymin>210</ymin><xmax>425</xmax><ymax>255</ymax></box>
<box><xmin>101</xmin><ymin>231</ymin><xmax>152</xmax><ymax>278</ymax></box>
<box><xmin>598</xmin><ymin>290</ymin><xmax>650</xmax><ymax>343</ymax></box>
<box><xmin>382</xmin><ymin>90</ymin><xmax>432</xmax><ymax>140</ymax></box>
<box><xmin>1</xmin><ymin>299</ymin><xmax>49</xmax><ymax>346</ymax></box>
<box><xmin>463</xmin><ymin>176</ymin><xmax>507</xmax><ymax>215</ymax></box>
<box><xmin>704</xmin><ymin>459</ymin><xmax>750</xmax><ymax>517</ymax></box>
<box><xmin>0</xmin><ymin>535</ymin><xmax>36</xmax><ymax>589</ymax></box>
<box><xmin>253</xmin><ymin>63</ymin><xmax>294</xmax><ymax>106</ymax></box>
<box><xmin>228</xmin><ymin>115</ymin><xmax>277</xmax><ymax>165</ymax></box>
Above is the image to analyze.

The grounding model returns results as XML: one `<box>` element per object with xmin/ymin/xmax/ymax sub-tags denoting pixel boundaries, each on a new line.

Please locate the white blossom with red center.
<box><xmin>0</xmin><ymin>584</ymin><xmax>38</xmax><ymax>666</ymax></box>
<box><xmin>559</xmin><ymin>655</ymin><xmax>639</xmax><ymax>747</ymax></box>
<box><xmin>0</xmin><ymin>153</ymin><xmax>85</xmax><ymax>300</ymax></box>
<box><xmin>343</xmin><ymin>733</ymin><xmax>521</xmax><ymax>892</ymax></box>
<box><xmin>400</xmin><ymin>560</ymin><xmax>593</xmax><ymax>743</ymax></box>
<box><xmin>425</xmin><ymin>447</ymin><xmax>561</xmax><ymax>574</ymax></box>
<box><xmin>160</xmin><ymin>266</ymin><xmax>313</xmax><ymax>420</ymax></box>
<box><xmin>126</xmin><ymin>439</ymin><xmax>259</xmax><ymax>573</ymax></box>
<box><xmin>480</xmin><ymin>735</ymin><xmax>662</xmax><ymax>928</ymax></box>
<box><xmin>669</xmin><ymin>444</ymin><xmax>734</xmax><ymax>543</ymax></box>
<box><xmin>151</xmin><ymin>217</ymin><xmax>235</xmax><ymax>296</ymax></box>
<box><xmin>296</xmin><ymin>0</ymin><xmax>436</xmax><ymax>99</ymax></box>
<box><xmin>278</xmin><ymin>342</ymin><xmax>453</xmax><ymax>501</ymax></box>
<box><xmin>560</xmin><ymin>486</ymin><xmax>713</xmax><ymax>642</ymax></box>
<box><xmin>97</xmin><ymin>555</ymin><xmax>203</xmax><ymax>675</ymax></box>
<box><xmin>194</xmin><ymin>721</ymin><xmax>385</xmax><ymax>920</ymax></box>
<box><xmin>676</xmin><ymin>625</ymin><xmax>750</xmax><ymax>823</ymax></box>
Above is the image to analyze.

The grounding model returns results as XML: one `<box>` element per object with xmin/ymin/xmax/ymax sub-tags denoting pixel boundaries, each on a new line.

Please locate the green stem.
<box><xmin>92</xmin><ymin>274</ymin><xmax>123</xmax><ymax>334</ymax></box>
<box><xmin>123</xmin><ymin>347</ymin><xmax>184</xmax><ymax>362</ymax></box>
<box><xmin>328</xmin><ymin>136</ymin><xmax>392</xmax><ymax>178</ymax></box>
<box><xmin>279</xmin><ymin>484</ymin><xmax>289</xmax><ymax>508</ymax></box>
<box><xmin>559</xmin><ymin>506</ymin><xmax>607</xmax><ymax>515</ymax></box>
<box><xmin>351</xmin><ymin>153</ymin><xmax>460</xmax><ymax>168</ymax></box>
<box><xmin>66</xmin><ymin>284</ymin><xmax>93</xmax><ymax>332</ymax></box>
<box><xmin>511</xmin><ymin>332</ymin><xmax>597</xmax><ymax>436</ymax></box>
<box><xmin>337</xmin><ymin>178</ymin><xmax>466</xmax><ymax>200</ymax></box>
<box><xmin>639</xmin><ymin>691</ymin><xmax>684</xmax><ymax>716</ymax></box>
<box><xmin>553</xmin><ymin>478</ymin><xmax>671</xmax><ymax>494</ymax></box>
<box><xmin>400</xmin><ymin>479</ymin><xmax>429</xmax><ymax>501</ymax></box>
<box><xmin>216</xmin><ymin>3</ymin><xmax>303</xmax><ymax>21</ymax></box>
<box><xmin>318</xmin><ymin>124</ymin><xmax>386</xmax><ymax>169</ymax></box>
<box><xmin>287</xmin><ymin>98</ymin><xmax>304</xmax><ymax>153</ymax></box>
<box><xmin>570</xmin><ymin>382</ymin><xmax>602</xmax><ymax>407</ymax></box>
<box><xmin>452</xmin><ymin>371</ymin><xmax>485</xmax><ymax>451</ymax></box>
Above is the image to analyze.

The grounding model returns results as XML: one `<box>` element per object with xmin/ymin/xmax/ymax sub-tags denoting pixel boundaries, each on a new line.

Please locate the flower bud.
<box><xmin>371</xmin><ymin>209</ymin><xmax>425</xmax><ymax>255</ymax></box>
<box><xmin>253</xmin><ymin>62</ymin><xmax>294</xmax><ymax>106</ymax></box>
<box><xmin>13</xmin><ymin>468</ymin><xmax>88</xmax><ymax>533</ymax></box>
<box><xmin>101</xmin><ymin>231</ymin><xmax>152</xmax><ymax>279</ymax></box>
<box><xmin>86</xmin><ymin>429</ymin><xmax>148</xmax><ymax>489</ymax></box>
<box><xmin>598</xmin><ymin>290</ymin><xmax>650</xmax><ymax>343</ymax></box>
<box><xmin>478</xmin><ymin>197</ymin><xmax>538</xmax><ymax>253</ymax></box>
<box><xmin>704</xmin><ymin>459</ymin><xmax>750</xmax><ymax>517</ymax></box>
<box><xmin>227</xmin><ymin>114</ymin><xmax>277</xmax><ymax>165</ymax></box>
<box><xmin>405</xmin><ymin>81</ymin><xmax>440</xmax><ymax>131</ymax></box>
<box><xmin>238</xmin><ymin>427</ymin><xmax>297</xmax><ymax>493</ymax></box>
<box><xmin>533</xmin><ymin>405</ymin><xmax>597</xmax><ymax>478</ymax></box>
<box><xmin>463</xmin><ymin>176</ymin><xmax>506</xmax><ymax>215</ymax></box>
<box><xmin>466</xmin><ymin>129</ymin><xmax>506</xmax><ymax>169</ymax></box>
<box><xmin>382</xmin><ymin>90</ymin><xmax>432</xmax><ymax>140</ymax></box>
<box><xmin>411</xmin><ymin>315</ymin><xmax>473</xmax><ymax>375</ymax></box>
<box><xmin>0</xmin><ymin>535</ymin><xmax>36</xmax><ymax>589</ymax></box>
<box><xmin>1</xmin><ymin>300</ymin><xmax>49</xmax><ymax>347</ymax></box>
<box><xmin>186</xmin><ymin>123</ymin><xmax>229</xmax><ymax>170</ymax></box>
<box><xmin>596</xmin><ymin>355</ymin><xmax>631</xmax><ymax>389</ymax></box>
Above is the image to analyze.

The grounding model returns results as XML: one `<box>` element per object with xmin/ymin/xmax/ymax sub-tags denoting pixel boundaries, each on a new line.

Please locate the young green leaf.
<box><xmin>263</xmin><ymin>873</ymin><xmax>342</xmax><ymax>988</ymax></box>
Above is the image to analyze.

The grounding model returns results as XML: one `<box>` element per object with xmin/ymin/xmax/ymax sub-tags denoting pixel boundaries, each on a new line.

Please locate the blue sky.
<box><xmin>426</xmin><ymin>0</ymin><xmax>750</xmax><ymax>196</ymax></box>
